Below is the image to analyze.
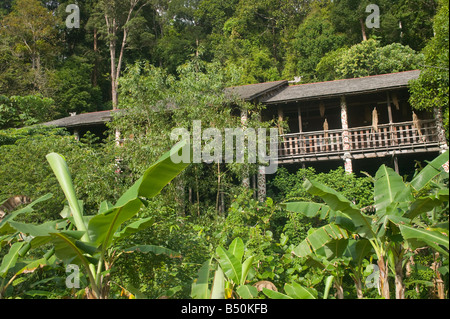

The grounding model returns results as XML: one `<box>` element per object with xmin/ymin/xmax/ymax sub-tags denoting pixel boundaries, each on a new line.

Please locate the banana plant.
<box><xmin>0</xmin><ymin>194</ymin><xmax>54</xmax><ymax>298</ymax></box>
<box><xmin>191</xmin><ymin>238</ymin><xmax>258</xmax><ymax>299</ymax></box>
<box><xmin>345</xmin><ymin>238</ymin><xmax>373</xmax><ymax>298</ymax></box>
<box><xmin>284</xmin><ymin>150</ymin><xmax>449</xmax><ymax>299</ymax></box>
<box><xmin>0</xmin><ymin>141</ymin><xmax>190</xmax><ymax>299</ymax></box>
<box><xmin>190</xmin><ymin>258</ymin><xmax>226</xmax><ymax>299</ymax></box>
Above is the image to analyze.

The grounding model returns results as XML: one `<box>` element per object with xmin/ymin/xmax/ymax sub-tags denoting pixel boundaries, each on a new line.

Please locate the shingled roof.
<box><xmin>43</xmin><ymin>110</ymin><xmax>120</xmax><ymax>128</ymax></box>
<box><xmin>225</xmin><ymin>80</ymin><xmax>288</xmax><ymax>101</ymax></box>
<box><xmin>263</xmin><ymin>70</ymin><xmax>420</xmax><ymax>104</ymax></box>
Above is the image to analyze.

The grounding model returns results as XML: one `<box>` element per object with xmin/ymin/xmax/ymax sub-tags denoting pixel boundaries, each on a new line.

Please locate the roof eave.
<box><xmin>264</xmin><ymin>84</ymin><xmax>411</xmax><ymax>105</ymax></box>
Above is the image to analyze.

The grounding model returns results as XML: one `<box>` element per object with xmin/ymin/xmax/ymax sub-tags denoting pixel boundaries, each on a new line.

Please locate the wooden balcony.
<box><xmin>277</xmin><ymin>119</ymin><xmax>442</xmax><ymax>164</ymax></box>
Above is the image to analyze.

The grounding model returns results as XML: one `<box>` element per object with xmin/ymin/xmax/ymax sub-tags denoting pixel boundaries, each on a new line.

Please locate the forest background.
<box><xmin>0</xmin><ymin>0</ymin><xmax>448</xmax><ymax>299</ymax></box>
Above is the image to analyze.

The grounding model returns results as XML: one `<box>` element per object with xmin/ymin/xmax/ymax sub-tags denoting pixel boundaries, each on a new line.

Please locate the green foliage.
<box><xmin>0</xmin><ymin>141</ymin><xmax>190</xmax><ymax>298</ymax></box>
<box><xmin>392</xmin><ymin>0</ymin><xmax>438</xmax><ymax>51</ymax></box>
<box><xmin>112</xmin><ymin>59</ymin><xmax>266</xmax><ymax>220</ymax></box>
<box><xmin>0</xmin><ymin>95</ymin><xmax>56</xmax><ymax>129</ymax></box>
<box><xmin>191</xmin><ymin>237</ymin><xmax>258</xmax><ymax>299</ymax></box>
<box><xmin>286</xmin><ymin>151</ymin><xmax>449</xmax><ymax>299</ymax></box>
<box><xmin>316</xmin><ymin>39</ymin><xmax>424</xmax><ymax>81</ymax></box>
<box><xmin>111</xmin><ymin>198</ymin><xmax>216</xmax><ymax>299</ymax></box>
<box><xmin>268</xmin><ymin>166</ymin><xmax>374</xmax><ymax>208</ymax></box>
<box><xmin>263</xmin><ymin>281</ymin><xmax>318</xmax><ymax>299</ymax></box>
<box><xmin>0</xmin><ymin>126</ymin><xmax>118</xmax><ymax>221</ymax></box>
<box><xmin>50</xmin><ymin>56</ymin><xmax>104</xmax><ymax>117</ymax></box>
<box><xmin>0</xmin><ymin>0</ymin><xmax>60</xmax><ymax>94</ymax></box>
<box><xmin>283</xmin><ymin>6</ymin><xmax>347</xmax><ymax>82</ymax></box>
<box><xmin>409</xmin><ymin>0</ymin><xmax>449</xmax><ymax>139</ymax></box>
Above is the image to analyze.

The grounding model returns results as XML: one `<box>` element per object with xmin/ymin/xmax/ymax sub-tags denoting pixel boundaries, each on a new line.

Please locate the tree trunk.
<box><xmin>431</xmin><ymin>252</ymin><xmax>445</xmax><ymax>299</ymax></box>
<box><xmin>360</xmin><ymin>18</ymin><xmax>367</xmax><ymax>41</ymax></box>
<box><xmin>334</xmin><ymin>281</ymin><xmax>344</xmax><ymax>299</ymax></box>
<box><xmin>394</xmin><ymin>259</ymin><xmax>405</xmax><ymax>299</ymax></box>
<box><xmin>216</xmin><ymin>162</ymin><xmax>221</xmax><ymax>214</ymax></box>
<box><xmin>354</xmin><ymin>277</ymin><xmax>364</xmax><ymax>299</ymax></box>
<box><xmin>105</xmin><ymin>2</ymin><xmax>139</xmax><ymax>110</ymax></box>
<box><xmin>106</xmin><ymin>13</ymin><xmax>118</xmax><ymax>109</ymax></box>
<box><xmin>92</xmin><ymin>28</ymin><xmax>98</xmax><ymax>87</ymax></box>
<box><xmin>377</xmin><ymin>257</ymin><xmax>390</xmax><ymax>299</ymax></box>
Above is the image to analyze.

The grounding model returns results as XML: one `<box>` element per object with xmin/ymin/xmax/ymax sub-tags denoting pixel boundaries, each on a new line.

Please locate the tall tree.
<box><xmin>392</xmin><ymin>0</ymin><xmax>438</xmax><ymax>51</ymax></box>
<box><xmin>93</xmin><ymin>0</ymin><xmax>151</xmax><ymax>109</ymax></box>
<box><xmin>329</xmin><ymin>0</ymin><xmax>374</xmax><ymax>43</ymax></box>
<box><xmin>283</xmin><ymin>5</ymin><xmax>347</xmax><ymax>82</ymax></box>
<box><xmin>0</xmin><ymin>0</ymin><xmax>60</xmax><ymax>93</ymax></box>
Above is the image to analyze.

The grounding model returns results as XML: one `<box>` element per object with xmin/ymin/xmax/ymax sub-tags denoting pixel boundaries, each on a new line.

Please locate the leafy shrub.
<box><xmin>268</xmin><ymin>166</ymin><xmax>374</xmax><ymax>208</ymax></box>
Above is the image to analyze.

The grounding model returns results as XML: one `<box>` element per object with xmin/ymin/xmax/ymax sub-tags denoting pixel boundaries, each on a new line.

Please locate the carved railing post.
<box><xmin>341</xmin><ymin>96</ymin><xmax>353</xmax><ymax>174</ymax></box>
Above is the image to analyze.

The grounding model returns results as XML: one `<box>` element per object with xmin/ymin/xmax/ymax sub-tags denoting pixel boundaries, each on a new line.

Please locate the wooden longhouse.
<box><xmin>43</xmin><ymin>70</ymin><xmax>448</xmax><ymax>200</ymax></box>
<box><xmin>227</xmin><ymin>70</ymin><xmax>448</xmax><ymax>175</ymax></box>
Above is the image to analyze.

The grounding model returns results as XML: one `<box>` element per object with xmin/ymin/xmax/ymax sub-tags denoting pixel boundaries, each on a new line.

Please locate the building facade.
<box><xmin>227</xmin><ymin>70</ymin><xmax>448</xmax><ymax>175</ymax></box>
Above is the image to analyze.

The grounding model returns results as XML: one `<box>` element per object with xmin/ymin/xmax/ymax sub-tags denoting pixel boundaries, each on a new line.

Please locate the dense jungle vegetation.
<box><xmin>0</xmin><ymin>0</ymin><xmax>449</xmax><ymax>299</ymax></box>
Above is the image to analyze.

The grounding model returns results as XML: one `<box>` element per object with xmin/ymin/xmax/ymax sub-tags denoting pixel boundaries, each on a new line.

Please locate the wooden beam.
<box><xmin>297</xmin><ymin>106</ymin><xmax>303</xmax><ymax>133</ymax></box>
<box><xmin>387</xmin><ymin>92</ymin><xmax>393</xmax><ymax>124</ymax></box>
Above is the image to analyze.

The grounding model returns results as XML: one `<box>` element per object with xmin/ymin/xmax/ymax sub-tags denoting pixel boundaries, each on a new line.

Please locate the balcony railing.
<box><xmin>278</xmin><ymin>119</ymin><xmax>440</xmax><ymax>161</ymax></box>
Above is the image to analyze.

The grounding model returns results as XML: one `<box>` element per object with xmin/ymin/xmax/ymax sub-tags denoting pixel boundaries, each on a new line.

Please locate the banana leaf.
<box><xmin>410</xmin><ymin>150</ymin><xmax>448</xmax><ymax>191</ymax></box>
<box><xmin>236</xmin><ymin>284</ymin><xmax>258</xmax><ymax>299</ymax></box>
<box><xmin>113</xmin><ymin>217</ymin><xmax>154</xmax><ymax>242</ymax></box>
<box><xmin>46</xmin><ymin>153</ymin><xmax>87</xmax><ymax>237</ymax></box>
<box><xmin>88</xmin><ymin>140</ymin><xmax>190</xmax><ymax>249</ymax></box>
<box><xmin>0</xmin><ymin>242</ymin><xmax>24</xmax><ymax>278</ymax></box>
<box><xmin>0</xmin><ymin>193</ymin><xmax>52</xmax><ymax>227</ymax></box>
<box><xmin>303</xmin><ymin>179</ymin><xmax>374</xmax><ymax>239</ymax></box>
<box><xmin>262</xmin><ymin>287</ymin><xmax>293</xmax><ymax>299</ymax></box>
<box><xmin>216</xmin><ymin>246</ymin><xmax>242</xmax><ymax>286</ymax></box>
<box><xmin>374</xmin><ymin>165</ymin><xmax>412</xmax><ymax>215</ymax></box>
<box><xmin>123</xmin><ymin>245</ymin><xmax>181</xmax><ymax>258</ymax></box>
<box><xmin>284</xmin><ymin>282</ymin><xmax>317</xmax><ymax>299</ymax></box>
<box><xmin>240</xmin><ymin>255</ymin><xmax>254</xmax><ymax>286</ymax></box>
<box><xmin>293</xmin><ymin>224</ymin><xmax>349</xmax><ymax>258</ymax></box>
<box><xmin>210</xmin><ymin>266</ymin><xmax>225</xmax><ymax>299</ymax></box>
<box><xmin>284</xmin><ymin>201</ymin><xmax>334</xmax><ymax>220</ymax></box>
<box><xmin>227</xmin><ymin>237</ymin><xmax>244</xmax><ymax>263</ymax></box>
<box><xmin>191</xmin><ymin>258</ymin><xmax>213</xmax><ymax>299</ymax></box>
<box><xmin>399</xmin><ymin>224</ymin><xmax>449</xmax><ymax>257</ymax></box>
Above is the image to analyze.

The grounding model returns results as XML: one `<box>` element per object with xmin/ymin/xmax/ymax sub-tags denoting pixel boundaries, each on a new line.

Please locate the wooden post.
<box><xmin>297</xmin><ymin>106</ymin><xmax>304</xmax><ymax>154</ymax></box>
<box><xmin>387</xmin><ymin>92</ymin><xmax>394</xmax><ymax>124</ymax></box>
<box><xmin>387</xmin><ymin>92</ymin><xmax>394</xmax><ymax>147</ymax></box>
<box><xmin>277</xmin><ymin>106</ymin><xmax>284</xmax><ymax>135</ymax></box>
<box><xmin>73</xmin><ymin>129</ymin><xmax>80</xmax><ymax>142</ymax></box>
<box><xmin>341</xmin><ymin>96</ymin><xmax>353</xmax><ymax>174</ymax></box>
<box><xmin>297</xmin><ymin>106</ymin><xmax>303</xmax><ymax>133</ymax></box>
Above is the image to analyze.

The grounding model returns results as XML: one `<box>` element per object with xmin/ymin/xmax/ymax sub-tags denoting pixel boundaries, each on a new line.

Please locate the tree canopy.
<box><xmin>0</xmin><ymin>0</ymin><xmax>442</xmax><ymax>127</ymax></box>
